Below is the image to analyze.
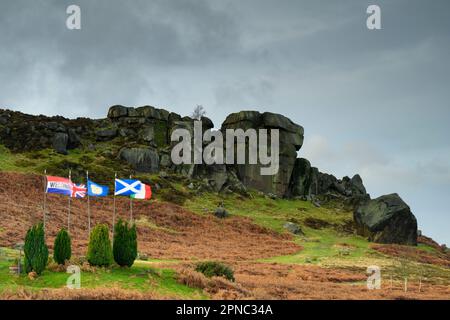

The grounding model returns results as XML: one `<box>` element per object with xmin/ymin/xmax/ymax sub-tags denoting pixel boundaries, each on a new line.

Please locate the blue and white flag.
<box><xmin>87</xmin><ymin>180</ymin><xmax>109</xmax><ymax>197</ymax></box>
<box><xmin>114</xmin><ymin>179</ymin><xmax>141</xmax><ymax>196</ymax></box>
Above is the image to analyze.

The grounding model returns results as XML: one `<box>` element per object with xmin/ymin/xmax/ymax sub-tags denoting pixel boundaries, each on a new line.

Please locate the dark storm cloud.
<box><xmin>0</xmin><ymin>0</ymin><xmax>242</xmax><ymax>116</ymax></box>
<box><xmin>0</xmin><ymin>0</ymin><xmax>449</xmax><ymax>243</ymax></box>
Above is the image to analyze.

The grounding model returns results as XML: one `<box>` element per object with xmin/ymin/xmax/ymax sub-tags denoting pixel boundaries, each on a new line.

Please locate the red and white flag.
<box><xmin>131</xmin><ymin>182</ymin><xmax>152</xmax><ymax>200</ymax></box>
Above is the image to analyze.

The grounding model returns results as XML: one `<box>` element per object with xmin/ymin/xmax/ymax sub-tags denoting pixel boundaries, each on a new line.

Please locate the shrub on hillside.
<box><xmin>195</xmin><ymin>261</ymin><xmax>235</xmax><ymax>282</ymax></box>
<box><xmin>87</xmin><ymin>224</ymin><xmax>113</xmax><ymax>267</ymax></box>
<box><xmin>24</xmin><ymin>223</ymin><xmax>49</xmax><ymax>275</ymax></box>
<box><xmin>113</xmin><ymin>219</ymin><xmax>138</xmax><ymax>267</ymax></box>
<box><xmin>53</xmin><ymin>228</ymin><xmax>71</xmax><ymax>265</ymax></box>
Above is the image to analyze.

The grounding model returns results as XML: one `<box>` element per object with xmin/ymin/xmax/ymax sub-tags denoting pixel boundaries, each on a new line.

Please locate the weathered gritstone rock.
<box><xmin>288</xmin><ymin>157</ymin><xmax>368</xmax><ymax>203</ymax></box>
<box><xmin>52</xmin><ymin>132</ymin><xmax>69</xmax><ymax>154</ymax></box>
<box><xmin>0</xmin><ymin>109</ymin><xmax>89</xmax><ymax>153</ymax></box>
<box><xmin>119</xmin><ymin>147</ymin><xmax>160</xmax><ymax>173</ymax></box>
<box><xmin>96</xmin><ymin>128</ymin><xmax>118</xmax><ymax>141</ymax></box>
<box><xmin>221</xmin><ymin>111</ymin><xmax>304</xmax><ymax>197</ymax></box>
<box><xmin>354</xmin><ymin>193</ymin><xmax>418</xmax><ymax>245</ymax></box>
<box><xmin>1</xmin><ymin>105</ymin><xmax>367</xmax><ymax>202</ymax></box>
<box><xmin>283</xmin><ymin>222</ymin><xmax>304</xmax><ymax>235</ymax></box>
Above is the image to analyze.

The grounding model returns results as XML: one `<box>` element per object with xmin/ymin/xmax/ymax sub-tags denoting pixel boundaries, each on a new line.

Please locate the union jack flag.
<box><xmin>71</xmin><ymin>184</ymin><xmax>86</xmax><ymax>198</ymax></box>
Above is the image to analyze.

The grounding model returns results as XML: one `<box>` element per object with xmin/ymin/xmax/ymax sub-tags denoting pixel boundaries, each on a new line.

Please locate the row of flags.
<box><xmin>45</xmin><ymin>176</ymin><xmax>152</xmax><ymax>200</ymax></box>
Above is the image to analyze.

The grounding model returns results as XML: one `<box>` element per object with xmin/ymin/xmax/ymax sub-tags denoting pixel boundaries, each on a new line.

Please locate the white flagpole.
<box><xmin>112</xmin><ymin>172</ymin><xmax>117</xmax><ymax>245</ymax></box>
<box><xmin>68</xmin><ymin>169</ymin><xmax>72</xmax><ymax>233</ymax></box>
<box><xmin>43</xmin><ymin>169</ymin><xmax>47</xmax><ymax>231</ymax></box>
<box><xmin>129</xmin><ymin>174</ymin><xmax>133</xmax><ymax>223</ymax></box>
<box><xmin>87</xmin><ymin>170</ymin><xmax>91</xmax><ymax>235</ymax></box>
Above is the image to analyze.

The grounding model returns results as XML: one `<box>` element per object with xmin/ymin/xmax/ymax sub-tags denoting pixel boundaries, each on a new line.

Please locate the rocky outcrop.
<box><xmin>119</xmin><ymin>148</ymin><xmax>160</xmax><ymax>173</ymax></box>
<box><xmin>0</xmin><ymin>106</ymin><xmax>369</xmax><ymax>200</ymax></box>
<box><xmin>96</xmin><ymin>129</ymin><xmax>118</xmax><ymax>141</ymax></box>
<box><xmin>0</xmin><ymin>109</ymin><xmax>91</xmax><ymax>153</ymax></box>
<box><xmin>0</xmin><ymin>105</ymin><xmax>369</xmax><ymax>199</ymax></box>
<box><xmin>354</xmin><ymin>193</ymin><xmax>418</xmax><ymax>245</ymax></box>
<box><xmin>221</xmin><ymin>111</ymin><xmax>304</xmax><ymax>196</ymax></box>
<box><xmin>0</xmin><ymin>105</ymin><xmax>423</xmax><ymax>246</ymax></box>
<box><xmin>288</xmin><ymin>158</ymin><xmax>369</xmax><ymax>204</ymax></box>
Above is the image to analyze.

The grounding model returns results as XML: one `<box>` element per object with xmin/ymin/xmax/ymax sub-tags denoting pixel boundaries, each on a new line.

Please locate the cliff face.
<box><xmin>0</xmin><ymin>105</ymin><xmax>366</xmax><ymax>201</ymax></box>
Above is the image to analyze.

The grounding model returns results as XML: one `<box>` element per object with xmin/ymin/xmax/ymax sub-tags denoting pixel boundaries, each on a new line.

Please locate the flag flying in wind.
<box><xmin>71</xmin><ymin>184</ymin><xmax>87</xmax><ymax>198</ymax></box>
<box><xmin>114</xmin><ymin>179</ymin><xmax>141</xmax><ymax>196</ymax></box>
<box><xmin>46</xmin><ymin>176</ymin><xmax>72</xmax><ymax>196</ymax></box>
<box><xmin>131</xmin><ymin>182</ymin><xmax>152</xmax><ymax>200</ymax></box>
<box><xmin>87</xmin><ymin>180</ymin><xmax>109</xmax><ymax>197</ymax></box>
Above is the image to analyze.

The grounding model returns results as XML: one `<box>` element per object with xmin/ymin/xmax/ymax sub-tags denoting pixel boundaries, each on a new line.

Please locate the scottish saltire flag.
<box><xmin>114</xmin><ymin>179</ymin><xmax>141</xmax><ymax>196</ymax></box>
<box><xmin>87</xmin><ymin>180</ymin><xmax>109</xmax><ymax>197</ymax></box>
<box><xmin>71</xmin><ymin>184</ymin><xmax>87</xmax><ymax>198</ymax></box>
<box><xmin>46</xmin><ymin>176</ymin><xmax>72</xmax><ymax>196</ymax></box>
<box><xmin>131</xmin><ymin>182</ymin><xmax>152</xmax><ymax>200</ymax></box>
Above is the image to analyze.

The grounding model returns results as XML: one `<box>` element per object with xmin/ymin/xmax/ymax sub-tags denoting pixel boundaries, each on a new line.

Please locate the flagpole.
<box><xmin>87</xmin><ymin>170</ymin><xmax>91</xmax><ymax>235</ymax></box>
<box><xmin>112</xmin><ymin>172</ymin><xmax>117</xmax><ymax>245</ymax></box>
<box><xmin>129</xmin><ymin>174</ymin><xmax>133</xmax><ymax>223</ymax></box>
<box><xmin>43</xmin><ymin>169</ymin><xmax>47</xmax><ymax>231</ymax></box>
<box><xmin>68</xmin><ymin>169</ymin><xmax>71</xmax><ymax>233</ymax></box>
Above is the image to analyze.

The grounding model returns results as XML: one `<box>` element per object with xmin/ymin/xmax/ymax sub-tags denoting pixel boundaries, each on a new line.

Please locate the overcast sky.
<box><xmin>1</xmin><ymin>0</ymin><xmax>449</xmax><ymax>244</ymax></box>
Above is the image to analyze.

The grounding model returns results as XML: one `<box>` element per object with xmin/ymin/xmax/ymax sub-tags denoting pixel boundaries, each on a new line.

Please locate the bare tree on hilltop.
<box><xmin>191</xmin><ymin>105</ymin><xmax>206</xmax><ymax>120</ymax></box>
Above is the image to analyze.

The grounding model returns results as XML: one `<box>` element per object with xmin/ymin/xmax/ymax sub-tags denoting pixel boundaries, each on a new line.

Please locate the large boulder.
<box><xmin>52</xmin><ymin>132</ymin><xmax>68</xmax><ymax>154</ymax></box>
<box><xmin>67</xmin><ymin>128</ymin><xmax>81</xmax><ymax>148</ymax></box>
<box><xmin>354</xmin><ymin>193</ymin><xmax>418</xmax><ymax>245</ymax></box>
<box><xmin>283</xmin><ymin>222</ymin><xmax>304</xmax><ymax>235</ymax></box>
<box><xmin>119</xmin><ymin>148</ymin><xmax>160</xmax><ymax>173</ymax></box>
<box><xmin>107</xmin><ymin>105</ymin><xmax>128</xmax><ymax>119</ymax></box>
<box><xmin>288</xmin><ymin>158</ymin><xmax>313</xmax><ymax>197</ymax></box>
<box><xmin>193</xmin><ymin>164</ymin><xmax>228</xmax><ymax>192</ymax></box>
<box><xmin>135</xmin><ymin>106</ymin><xmax>169</xmax><ymax>121</ymax></box>
<box><xmin>288</xmin><ymin>158</ymin><xmax>369</xmax><ymax>202</ymax></box>
<box><xmin>96</xmin><ymin>129</ymin><xmax>118</xmax><ymax>141</ymax></box>
<box><xmin>221</xmin><ymin>111</ymin><xmax>304</xmax><ymax>196</ymax></box>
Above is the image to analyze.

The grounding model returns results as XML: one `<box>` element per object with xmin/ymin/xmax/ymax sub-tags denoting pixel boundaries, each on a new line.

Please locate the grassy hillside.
<box><xmin>0</xmin><ymin>144</ymin><xmax>449</xmax><ymax>299</ymax></box>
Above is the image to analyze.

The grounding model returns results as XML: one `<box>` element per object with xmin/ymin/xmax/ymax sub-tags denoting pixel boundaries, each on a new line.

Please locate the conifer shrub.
<box><xmin>113</xmin><ymin>219</ymin><xmax>138</xmax><ymax>267</ymax></box>
<box><xmin>87</xmin><ymin>224</ymin><xmax>113</xmax><ymax>267</ymax></box>
<box><xmin>53</xmin><ymin>228</ymin><xmax>72</xmax><ymax>265</ymax></box>
<box><xmin>195</xmin><ymin>261</ymin><xmax>235</xmax><ymax>281</ymax></box>
<box><xmin>24</xmin><ymin>223</ymin><xmax>49</xmax><ymax>275</ymax></box>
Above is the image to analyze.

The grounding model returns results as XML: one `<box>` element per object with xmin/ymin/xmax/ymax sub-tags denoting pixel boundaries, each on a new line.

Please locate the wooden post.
<box><xmin>129</xmin><ymin>174</ymin><xmax>133</xmax><ymax>223</ymax></box>
<box><xmin>68</xmin><ymin>169</ymin><xmax>72</xmax><ymax>232</ymax></box>
<box><xmin>18</xmin><ymin>249</ymin><xmax>22</xmax><ymax>275</ymax></box>
<box><xmin>43</xmin><ymin>169</ymin><xmax>47</xmax><ymax>231</ymax></box>
<box><xmin>112</xmin><ymin>172</ymin><xmax>117</xmax><ymax>245</ymax></box>
<box><xmin>87</xmin><ymin>170</ymin><xmax>91</xmax><ymax>235</ymax></box>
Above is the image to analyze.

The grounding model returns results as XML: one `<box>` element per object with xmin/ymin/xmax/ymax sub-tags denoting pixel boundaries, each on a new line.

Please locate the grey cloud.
<box><xmin>0</xmin><ymin>0</ymin><xmax>449</xmax><ymax>244</ymax></box>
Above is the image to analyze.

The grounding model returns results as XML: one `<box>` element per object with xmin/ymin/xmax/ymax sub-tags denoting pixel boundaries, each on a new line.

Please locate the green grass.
<box><xmin>185</xmin><ymin>191</ymin><xmax>352</xmax><ymax>233</ymax></box>
<box><xmin>262</xmin><ymin>228</ymin><xmax>372</xmax><ymax>265</ymax></box>
<box><xmin>0</xmin><ymin>145</ymin><xmax>37</xmax><ymax>173</ymax></box>
<box><xmin>417</xmin><ymin>243</ymin><xmax>440</xmax><ymax>254</ymax></box>
<box><xmin>0</xmin><ymin>251</ymin><xmax>205</xmax><ymax>299</ymax></box>
<box><xmin>184</xmin><ymin>190</ymin><xmax>383</xmax><ymax>267</ymax></box>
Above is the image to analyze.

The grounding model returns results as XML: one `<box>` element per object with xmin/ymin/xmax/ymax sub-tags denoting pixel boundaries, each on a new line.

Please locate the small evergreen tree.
<box><xmin>113</xmin><ymin>219</ymin><xmax>138</xmax><ymax>267</ymax></box>
<box><xmin>87</xmin><ymin>224</ymin><xmax>113</xmax><ymax>267</ymax></box>
<box><xmin>24</xmin><ymin>223</ymin><xmax>49</xmax><ymax>275</ymax></box>
<box><xmin>53</xmin><ymin>228</ymin><xmax>71</xmax><ymax>265</ymax></box>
